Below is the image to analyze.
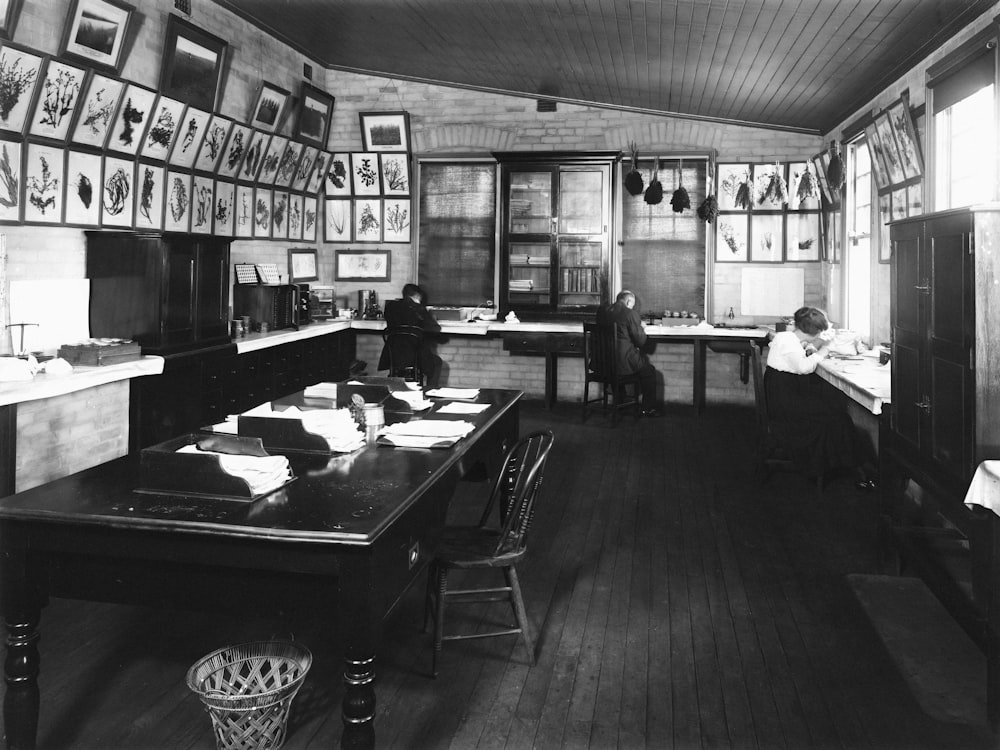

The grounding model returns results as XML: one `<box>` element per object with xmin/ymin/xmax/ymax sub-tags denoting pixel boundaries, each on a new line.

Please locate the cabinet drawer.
<box><xmin>502</xmin><ymin>332</ymin><xmax>583</xmax><ymax>354</ymax></box>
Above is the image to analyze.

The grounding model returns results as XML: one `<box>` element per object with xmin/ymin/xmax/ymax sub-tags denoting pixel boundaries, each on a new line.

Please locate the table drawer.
<box><xmin>502</xmin><ymin>332</ymin><xmax>582</xmax><ymax>354</ymax></box>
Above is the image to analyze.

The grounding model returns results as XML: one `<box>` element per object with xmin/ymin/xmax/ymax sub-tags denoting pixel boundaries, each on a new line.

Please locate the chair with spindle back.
<box><xmin>581</xmin><ymin>321</ymin><xmax>641</xmax><ymax>425</ymax></box>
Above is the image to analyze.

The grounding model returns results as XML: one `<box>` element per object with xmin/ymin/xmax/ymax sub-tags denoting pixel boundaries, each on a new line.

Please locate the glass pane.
<box><xmin>750</xmin><ymin>214</ymin><xmax>783</xmax><ymax>262</ymax></box>
<box><xmin>717</xmin><ymin>217</ymin><xmax>748</xmax><ymax>262</ymax></box>
<box><xmin>509</xmin><ymin>170</ymin><xmax>551</xmax><ymax>234</ymax></box>
<box><xmin>787</xmin><ymin>213</ymin><xmax>820</xmax><ymax>261</ymax></box>
<box><xmin>754</xmin><ymin>163</ymin><xmax>787</xmax><ymax>210</ymax></box>
<box><xmin>558</xmin><ymin>169</ymin><xmax>604</xmax><ymax>234</ymax></box>
<box><xmin>508</xmin><ymin>241</ymin><xmax>550</xmax><ymax>304</ymax></box>
<box><xmin>717</xmin><ymin>163</ymin><xmax>751</xmax><ymax>211</ymax></box>
<box><xmin>788</xmin><ymin>162</ymin><xmax>820</xmax><ymax>210</ymax></box>
<box><xmin>558</xmin><ymin>239</ymin><xmax>602</xmax><ymax>305</ymax></box>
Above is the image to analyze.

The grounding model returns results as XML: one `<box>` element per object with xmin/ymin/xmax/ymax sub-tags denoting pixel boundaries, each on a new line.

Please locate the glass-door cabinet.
<box><xmin>496</xmin><ymin>151</ymin><xmax>617</xmax><ymax>315</ymax></box>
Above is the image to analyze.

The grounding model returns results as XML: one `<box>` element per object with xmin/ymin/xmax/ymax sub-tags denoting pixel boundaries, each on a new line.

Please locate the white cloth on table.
<box><xmin>964</xmin><ymin>461</ymin><xmax>1000</xmax><ymax>515</ymax></box>
<box><xmin>175</xmin><ymin>444</ymin><xmax>291</xmax><ymax>495</ymax></box>
<box><xmin>426</xmin><ymin>387</ymin><xmax>480</xmax><ymax>399</ymax></box>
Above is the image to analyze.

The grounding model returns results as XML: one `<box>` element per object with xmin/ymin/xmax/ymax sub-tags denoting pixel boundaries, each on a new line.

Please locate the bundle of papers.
<box><xmin>378</xmin><ymin>419</ymin><xmax>476</xmax><ymax>448</ymax></box>
<box><xmin>242</xmin><ymin>403</ymin><xmax>365</xmax><ymax>453</ymax></box>
<box><xmin>390</xmin><ymin>389</ymin><xmax>434</xmax><ymax>411</ymax></box>
<box><xmin>426</xmin><ymin>387</ymin><xmax>480</xmax><ymax>399</ymax></box>
<box><xmin>509</xmin><ymin>279</ymin><xmax>534</xmax><ymax>291</ymax></box>
<box><xmin>176</xmin><ymin>444</ymin><xmax>291</xmax><ymax>496</ymax></box>
<box><xmin>436</xmin><ymin>402</ymin><xmax>489</xmax><ymax>415</ymax></box>
<box><xmin>303</xmin><ymin>382</ymin><xmax>338</xmax><ymax>399</ymax></box>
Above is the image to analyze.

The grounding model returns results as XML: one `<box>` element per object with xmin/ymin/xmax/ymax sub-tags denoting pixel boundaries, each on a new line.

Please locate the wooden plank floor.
<box><xmin>2</xmin><ymin>401</ymin><xmax>996</xmax><ymax>749</ymax></box>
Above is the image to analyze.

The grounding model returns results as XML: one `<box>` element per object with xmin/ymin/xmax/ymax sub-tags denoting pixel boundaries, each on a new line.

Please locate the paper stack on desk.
<box><xmin>303</xmin><ymin>382</ymin><xmax>338</xmax><ymax>399</ymax></box>
<box><xmin>390</xmin><ymin>389</ymin><xmax>434</xmax><ymax>411</ymax></box>
<box><xmin>426</xmin><ymin>387</ymin><xmax>480</xmax><ymax>399</ymax></box>
<box><xmin>176</xmin><ymin>445</ymin><xmax>291</xmax><ymax>496</ymax></box>
<box><xmin>242</xmin><ymin>403</ymin><xmax>365</xmax><ymax>453</ymax></box>
<box><xmin>378</xmin><ymin>419</ymin><xmax>476</xmax><ymax>448</ymax></box>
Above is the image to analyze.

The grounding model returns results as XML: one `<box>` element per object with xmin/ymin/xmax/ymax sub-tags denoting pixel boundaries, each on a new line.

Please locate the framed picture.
<box><xmin>158</xmin><ymin>14</ymin><xmax>227</xmax><ymax>112</ymax></box>
<box><xmin>750</xmin><ymin>214</ymin><xmax>783</xmax><ymax>262</ymax></box>
<box><xmin>287</xmin><ymin>193</ymin><xmax>303</xmax><ymax>240</ymax></box>
<box><xmin>382</xmin><ymin>197</ymin><xmax>410</xmax><ymax>242</ymax></box>
<box><xmin>213</xmin><ymin>180</ymin><xmax>234</xmax><ymax>236</ymax></box>
<box><xmin>233</xmin><ymin>183</ymin><xmax>253</xmax><ymax>237</ymax></box>
<box><xmin>139</xmin><ymin>95</ymin><xmax>185</xmax><ymax>161</ymax></box>
<box><xmin>753</xmin><ymin>163</ymin><xmax>786</xmax><ymax>210</ymax></box>
<box><xmin>238</xmin><ymin>130</ymin><xmax>268</xmax><ymax>183</ymax></box>
<box><xmin>864</xmin><ymin>122</ymin><xmax>889</xmax><ymax>191</ymax></box>
<box><xmin>325</xmin><ymin>152</ymin><xmax>351</xmax><ymax>196</ymax></box>
<box><xmin>168</xmin><ymin>106</ymin><xmax>210</xmax><ymax>169</ymax></box>
<box><xmin>716</xmin><ymin>217</ymin><xmax>748</xmax><ymax>262</ymax></box>
<box><xmin>274</xmin><ymin>140</ymin><xmax>304</xmax><ymax>189</ymax></box>
<box><xmin>163</xmin><ymin>169</ymin><xmax>191</xmax><ymax>232</ymax></box>
<box><xmin>253</xmin><ymin>187</ymin><xmax>271</xmax><ymax>237</ymax></box>
<box><xmin>0</xmin><ymin>42</ymin><xmax>44</xmax><ymax>135</ymax></box>
<box><xmin>354</xmin><ymin>197</ymin><xmax>381</xmax><ymax>241</ymax></box>
<box><xmin>891</xmin><ymin>186</ymin><xmax>907</xmax><ymax>221</ymax></box>
<box><xmin>786</xmin><ymin>212</ymin><xmax>821</xmax><ymax>262</ymax></box>
<box><xmin>324</xmin><ymin>198</ymin><xmax>350</xmax><ymax>242</ymax></box>
<box><xmin>788</xmin><ymin>162</ymin><xmax>819</xmax><ymax>210</ymax></box>
<box><xmin>271</xmin><ymin>189</ymin><xmax>288</xmax><ymax>239</ymax></box>
<box><xmin>106</xmin><ymin>82</ymin><xmax>156</xmax><ymax>155</ymax></box>
<box><xmin>295</xmin><ymin>82</ymin><xmax>334</xmax><ymax>148</ymax></box>
<box><xmin>359</xmin><ymin>111</ymin><xmax>410</xmax><ymax>153</ymax></box>
<box><xmin>810</xmin><ymin>152</ymin><xmax>835</xmax><ymax>207</ymax></box>
<box><xmin>874</xmin><ymin>112</ymin><xmax>905</xmax><ymax>185</ymax></box>
<box><xmin>70</xmin><ymin>72</ymin><xmax>124</xmax><ymax>147</ymax></box>
<box><xmin>351</xmin><ymin>153</ymin><xmax>380</xmax><ymax>195</ymax></box>
<box><xmin>888</xmin><ymin>97</ymin><xmax>923</xmax><ymax>181</ymax></box>
<box><xmin>0</xmin><ymin>137</ymin><xmax>22</xmax><ymax>222</ymax></box>
<box><xmin>291</xmin><ymin>145</ymin><xmax>318</xmax><ymax>192</ymax></box>
<box><xmin>248</xmin><ymin>80</ymin><xmax>289</xmax><ymax>134</ymax></box>
<box><xmin>257</xmin><ymin>134</ymin><xmax>287</xmax><ymax>186</ymax></box>
<box><xmin>216</xmin><ymin>122</ymin><xmax>251</xmax><ymax>179</ymax></box>
<box><xmin>907</xmin><ymin>181</ymin><xmax>923</xmax><ymax>217</ymax></box>
<box><xmin>288</xmin><ymin>247</ymin><xmax>318</xmax><ymax>283</ymax></box>
<box><xmin>59</xmin><ymin>0</ymin><xmax>135</xmax><ymax>74</ymax></box>
<box><xmin>380</xmin><ymin>153</ymin><xmax>409</xmax><ymax>195</ymax></box>
<box><xmin>0</xmin><ymin>0</ymin><xmax>23</xmax><ymax>40</ymax></box>
<box><xmin>192</xmin><ymin>114</ymin><xmax>232</xmax><ymax>174</ymax></box>
<box><xmin>64</xmin><ymin>149</ymin><xmax>102</xmax><ymax>226</ymax></box>
<box><xmin>335</xmin><ymin>249</ymin><xmax>391</xmax><ymax>281</ymax></box>
<box><xmin>716</xmin><ymin>163</ymin><xmax>751</xmax><ymax>211</ymax></box>
<box><xmin>878</xmin><ymin>193</ymin><xmax>892</xmax><ymax>263</ymax></box>
<box><xmin>28</xmin><ymin>58</ymin><xmax>87</xmax><ymax>142</ymax></box>
<box><xmin>100</xmin><ymin>155</ymin><xmax>133</xmax><ymax>227</ymax></box>
<box><xmin>306</xmin><ymin>150</ymin><xmax>330</xmax><ymax>194</ymax></box>
<box><xmin>190</xmin><ymin>173</ymin><xmax>213</xmax><ymax>233</ymax></box>
<box><xmin>302</xmin><ymin>195</ymin><xmax>317</xmax><ymax>242</ymax></box>
<box><xmin>133</xmin><ymin>160</ymin><xmax>165</xmax><ymax>231</ymax></box>
<box><xmin>24</xmin><ymin>142</ymin><xmax>65</xmax><ymax>223</ymax></box>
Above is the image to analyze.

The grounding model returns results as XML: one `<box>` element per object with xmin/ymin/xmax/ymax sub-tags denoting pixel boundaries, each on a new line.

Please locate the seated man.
<box><xmin>596</xmin><ymin>290</ymin><xmax>661</xmax><ymax>417</ymax></box>
<box><xmin>378</xmin><ymin>283</ymin><xmax>443</xmax><ymax>388</ymax></box>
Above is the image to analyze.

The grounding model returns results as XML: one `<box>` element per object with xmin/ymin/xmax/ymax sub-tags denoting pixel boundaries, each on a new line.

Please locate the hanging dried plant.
<box><xmin>826</xmin><ymin>140</ymin><xmax>845</xmax><ymax>191</ymax></box>
<box><xmin>722</xmin><ymin>167</ymin><xmax>752</xmax><ymax>209</ymax></box>
<box><xmin>670</xmin><ymin>159</ymin><xmax>690</xmax><ymax>213</ymax></box>
<box><xmin>624</xmin><ymin>141</ymin><xmax>644</xmax><ymax>196</ymax></box>
<box><xmin>758</xmin><ymin>163</ymin><xmax>788</xmax><ymax>206</ymax></box>
<box><xmin>644</xmin><ymin>156</ymin><xmax>663</xmax><ymax>205</ymax></box>
<box><xmin>796</xmin><ymin>164</ymin><xmax>819</xmax><ymax>204</ymax></box>
<box><xmin>697</xmin><ymin>194</ymin><xmax>719</xmax><ymax>223</ymax></box>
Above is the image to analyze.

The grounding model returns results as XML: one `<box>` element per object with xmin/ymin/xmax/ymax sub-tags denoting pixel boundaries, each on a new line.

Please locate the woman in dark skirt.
<box><xmin>764</xmin><ymin>306</ymin><xmax>873</xmax><ymax>488</ymax></box>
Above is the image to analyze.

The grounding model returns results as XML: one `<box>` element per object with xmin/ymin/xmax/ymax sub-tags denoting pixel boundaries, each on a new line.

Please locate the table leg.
<box><xmin>341</xmin><ymin>653</ymin><xmax>376</xmax><ymax>749</ymax></box>
<box><xmin>339</xmin><ymin>559</ymin><xmax>376</xmax><ymax>749</ymax></box>
<box><xmin>693</xmin><ymin>340</ymin><xmax>706</xmax><ymax>414</ymax></box>
<box><xmin>544</xmin><ymin>353</ymin><xmax>558</xmax><ymax>410</ymax></box>
<box><xmin>2</xmin><ymin>543</ymin><xmax>41</xmax><ymax>750</ymax></box>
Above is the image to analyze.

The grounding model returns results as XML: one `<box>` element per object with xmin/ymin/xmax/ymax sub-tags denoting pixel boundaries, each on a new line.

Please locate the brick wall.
<box><xmin>14</xmin><ymin>380</ymin><xmax>130</xmax><ymax>492</ymax></box>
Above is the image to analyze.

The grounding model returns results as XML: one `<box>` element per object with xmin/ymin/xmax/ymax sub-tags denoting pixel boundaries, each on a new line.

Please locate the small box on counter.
<box><xmin>58</xmin><ymin>339</ymin><xmax>142</xmax><ymax>366</ymax></box>
<box><xmin>136</xmin><ymin>433</ymin><xmax>293</xmax><ymax>501</ymax></box>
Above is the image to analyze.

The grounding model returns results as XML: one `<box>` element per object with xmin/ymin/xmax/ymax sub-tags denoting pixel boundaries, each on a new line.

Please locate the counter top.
<box><xmin>235</xmin><ymin>319</ymin><xmax>353</xmax><ymax>353</ymax></box>
<box><xmin>0</xmin><ymin>356</ymin><xmax>165</xmax><ymax>408</ymax></box>
<box><xmin>815</xmin><ymin>354</ymin><xmax>891</xmax><ymax>415</ymax></box>
<box><xmin>348</xmin><ymin>318</ymin><xmax>769</xmax><ymax>338</ymax></box>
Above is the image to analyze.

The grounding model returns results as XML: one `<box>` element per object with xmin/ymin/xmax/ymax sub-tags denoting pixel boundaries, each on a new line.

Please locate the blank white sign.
<box><xmin>739</xmin><ymin>267</ymin><xmax>804</xmax><ymax>317</ymax></box>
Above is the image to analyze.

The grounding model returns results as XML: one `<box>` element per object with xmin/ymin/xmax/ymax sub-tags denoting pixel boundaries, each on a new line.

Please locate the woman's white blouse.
<box><xmin>766</xmin><ymin>330</ymin><xmax>825</xmax><ymax>374</ymax></box>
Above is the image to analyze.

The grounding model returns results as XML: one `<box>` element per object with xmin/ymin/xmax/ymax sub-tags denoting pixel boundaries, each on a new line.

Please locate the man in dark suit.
<box><xmin>378</xmin><ymin>283</ymin><xmax>443</xmax><ymax>388</ymax></box>
<box><xmin>596</xmin><ymin>289</ymin><xmax>661</xmax><ymax>417</ymax></box>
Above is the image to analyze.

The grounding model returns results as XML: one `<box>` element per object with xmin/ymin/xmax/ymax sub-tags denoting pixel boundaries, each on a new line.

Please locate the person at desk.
<box><xmin>378</xmin><ymin>283</ymin><xmax>443</xmax><ymax>388</ymax></box>
<box><xmin>764</xmin><ymin>305</ymin><xmax>874</xmax><ymax>489</ymax></box>
<box><xmin>597</xmin><ymin>289</ymin><xmax>662</xmax><ymax>417</ymax></box>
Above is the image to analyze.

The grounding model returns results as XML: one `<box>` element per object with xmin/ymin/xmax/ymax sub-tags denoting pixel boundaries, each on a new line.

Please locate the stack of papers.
<box><xmin>391</xmin><ymin>389</ymin><xmax>434</xmax><ymax>411</ymax></box>
<box><xmin>303</xmin><ymin>382</ymin><xmax>338</xmax><ymax>399</ymax></box>
<box><xmin>242</xmin><ymin>403</ymin><xmax>365</xmax><ymax>453</ymax></box>
<box><xmin>378</xmin><ymin>419</ymin><xmax>476</xmax><ymax>448</ymax></box>
<box><xmin>509</xmin><ymin>279</ymin><xmax>534</xmax><ymax>291</ymax></box>
<box><xmin>436</xmin><ymin>402</ymin><xmax>490</xmax><ymax>415</ymax></box>
<box><xmin>426</xmin><ymin>387</ymin><xmax>480</xmax><ymax>399</ymax></box>
<box><xmin>176</xmin><ymin>444</ymin><xmax>291</xmax><ymax>495</ymax></box>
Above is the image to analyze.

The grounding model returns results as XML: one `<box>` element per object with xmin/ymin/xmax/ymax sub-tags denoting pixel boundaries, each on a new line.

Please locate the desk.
<box><xmin>815</xmin><ymin>355</ymin><xmax>892</xmax><ymax>416</ymax></box>
<box><xmin>0</xmin><ymin>388</ymin><xmax>521</xmax><ymax>749</ymax></box>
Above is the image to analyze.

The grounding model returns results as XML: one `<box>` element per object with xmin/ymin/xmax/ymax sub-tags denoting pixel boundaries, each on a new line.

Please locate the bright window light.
<box><xmin>935</xmin><ymin>84</ymin><xmax>995</xmax><ymax>209</ymax></box>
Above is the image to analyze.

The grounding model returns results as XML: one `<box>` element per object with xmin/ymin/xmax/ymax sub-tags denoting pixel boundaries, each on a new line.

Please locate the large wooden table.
<box><xmin>0</xmin><ymin>388</ymin><xmax>521</xmax><ymax>749</ymax></box>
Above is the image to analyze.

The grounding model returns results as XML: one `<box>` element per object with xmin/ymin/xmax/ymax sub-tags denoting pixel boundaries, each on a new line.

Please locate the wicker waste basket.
<box><xmin>186</xmin><ymin>640</ymin><xmax>313</xmax><ymax>750</ymax></box>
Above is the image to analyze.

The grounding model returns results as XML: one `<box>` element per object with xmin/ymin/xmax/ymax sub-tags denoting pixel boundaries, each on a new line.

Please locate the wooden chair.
<box><xmin>425</xmin><ymin>430</ymin><xmax>555</xmax><ymax>677</ymax></box>
<box><xmin>748</xmin><ymin>341</ymin><xmax>823</xmax><ymax>491</ymax></box>
<box><xmin>381</xmin><ymin>325</ymin><xmax>425</xmax><ymax>385</ymax></box>
<box><xmin>581</xmin><ymin>321</ymin><xmax>641</xmax><ymax>425</ymax></box>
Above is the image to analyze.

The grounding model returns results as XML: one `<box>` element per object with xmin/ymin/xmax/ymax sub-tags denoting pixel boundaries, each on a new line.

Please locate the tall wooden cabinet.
<box><xmin>86</xmin><ymin>231</ymin><xmax>231</xmax><ymax>354</ymax></box>
<box><xmin>495</xmin><ymin>151</ymin><xmax>616</xmax><ymax>316</ymax></box>
<box><xmin>889</xmin><ymin>206</ymin><xmax>1000</xmax><ymax>498</ymax></box>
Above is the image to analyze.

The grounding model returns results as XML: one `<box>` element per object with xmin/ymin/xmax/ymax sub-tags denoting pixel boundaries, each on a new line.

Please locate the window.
<box><xmin>416</xmin><ymin>159</ymin><xmax>497</xmax><ymax>306</ymax></box>
<box><xmin>928</xmin><ymin>32</ymin><xmax>997</xmax><ymax>210</ymax></box>
<box><xmin>844</xmin><ymin>139</ymin><xmax>872</xmax><ymax>337</ymax></box>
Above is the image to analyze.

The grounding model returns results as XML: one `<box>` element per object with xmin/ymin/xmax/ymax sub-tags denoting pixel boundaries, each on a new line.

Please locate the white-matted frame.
<box><xmin>325</xmin><ymin>152</ymin><xmax>351</xmax><ymax>196</ymax></box>
<box><xmin>168</xmin><ymin>106</ymin><xmax>210</xmax><ymax>168</ymax></box>
<box><xmin>0</xmin><ymin>137</ymin><xmax>22</xmax><ymax>222</ymax></box>
<box><xmin>64</xmin><ymin>148</ymin><xmax>102</xmax><ymax>226</ymax></box>
<box><xmin>274</xmin><ymin>140</ymin><xmax>303</xmax><ymax>189</ymax></box>
<box><xmin>302</xmin><ymin>195</ymin><xmax>317</xmax><ymax>241</ymax></box>
<box><xmin>106</xmin><ymin>82</ymin><xmax>156</xmax><ymax>155</ymax></box>
<box><xmin>24</xmin><ymin>142</ymin><xmax>65</xmax><ymax>223</ymax></box>
<box><xmin>193</xmin><ymin>114</ymin><xmax>232</xmax><ymax>174</ymax></box>
<box><xmin>353</xmin><ymin>197</ymin><xmax>381</xmax><ymax>242</ymax></box>
<box><xmin>351</xmin><ymin>153</ymin><xmax>381</xmax><ymax>196</ymax></box>
<box><xmin>70</xmin><ymin>72</ymin><xmax>124</xmax><ymax>147</ymax></box>
<box><xmin>257</xmin><ymin>134</ymin><xmax>286</xmax><ymax>186</ymax></box>
<box><xmin>59</xmin><ymin>0</ymin><xmax>134</xmax><ymax>73</ymax></box>
<box><xmin>359</xmin><ymin>111</ymin><xmax>410</xmax><ymax>153</ymax></box>
<box><xmin>233</xmin><ymin>183</ymin><xmax>253</xmax><ymax>237</ymax></box>
<box><xmin>217</xmin><ymin>122</ymin><xmax>251</xmax><ymax>179</ymax></box>
<box><xmin>28</xmin><ymin>58</ymin><xmax>87</xmax><ymax>142</ymax></box>
<box><xmin>382</xmin><ymin>197</ymin><xmax>410</xmax><ymax>242</ymax></box>
<box><xmin>100</xmin><ymin>154</ymin><xmax>133</xmax><ymax>227</ymax></box>
<box><xmin>139</xmin><ymin>95</ymin><xmax>184</xmax><ymax>161</ymax></box>
<box><xmin>253</xmin><ymin>187</ymin><xmax>271</xmax><ymax>237</ymax></box>
<box><xmin>287</xmin><ymin>193</ymin><xmax>303</xmax><ymax>240</ymax></box>
<box><xmin>324</xmin><ymin>198</ymin><xmax>350</xmax><ymax>242</ymax></box>
<box><xmin>380</xmin><ymin>153</ymin><xmax>409</xmax><ymax>195</ymax></box>
<box><xmin>190</xmin><ymin>173</ymin><xmax>213</xmax><ymax>233</ymax></box>
<box><xmin>133</xmin><ymin>160</ymin><xmax>165</xmax><ymax>231</ymax></box>
<box><xmin>0</xmin><ymin>42</ymin><xmax>44</xmax><ymax>135</ymax></box>
<box><xmin>288</xmin><ymin>247</ymin><xmax>318</xmax><ymax>282</ymax></box>
<box><xmin>163</xmin><ymin>169</ymin><xmax>191</xmax><ymax>232</ymax></box>
<box><xmin>271</xmin><ymin>189</ymin><xmax>288</xmax><ymax>239</ymax></box>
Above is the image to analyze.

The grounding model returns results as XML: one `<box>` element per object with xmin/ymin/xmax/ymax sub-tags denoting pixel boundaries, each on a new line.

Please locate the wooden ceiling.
<box><xmin>214</xmin><ymin>0</ymin><xmax>995</xmax><ymax>134</ymax></box>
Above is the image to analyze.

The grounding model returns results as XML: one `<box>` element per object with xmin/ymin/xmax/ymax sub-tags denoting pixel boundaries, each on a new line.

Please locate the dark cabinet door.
<box><xmin>163</xmin><ymin>241</ymin><xmax>197</xmax><ymax>348</ymax></box>
<box><xmin>891</xmin><ymin>218</ymin><xmax>925</xmax><ymax>455</ymax></box>
<box><xmin>196</xmin><ymin>239</ymin><xmax>231</xmax><ymax>342</ymax></box>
